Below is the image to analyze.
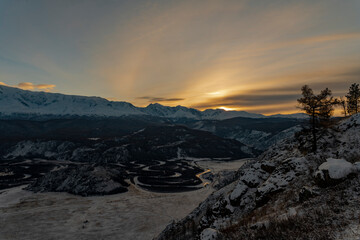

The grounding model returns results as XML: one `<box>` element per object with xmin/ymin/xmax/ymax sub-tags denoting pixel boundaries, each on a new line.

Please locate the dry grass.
<box><xmin>221</xmin><ymin>207</ymin><xmax>346</xmax><ymax>240</ymax></box>
<box><xmin>220</xmin><ymin>176</ymin><xmax>360</xmax><ymax>240</ymax></box>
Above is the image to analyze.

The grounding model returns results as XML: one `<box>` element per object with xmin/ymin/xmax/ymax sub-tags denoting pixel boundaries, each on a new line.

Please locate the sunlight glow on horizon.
<box><xmin>218</xmin><ymin>106</ymin><xmax>236</xmax><ymax>111</ymax></box>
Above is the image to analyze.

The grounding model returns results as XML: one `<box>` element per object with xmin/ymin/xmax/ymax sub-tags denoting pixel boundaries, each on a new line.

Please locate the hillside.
<box><xmin>1</xmin><ymin>125</ymin><xmax>257</xmax><ymax>162</ymax></box>
<box><xmin>184</xmin><ymin>117</ymin><xmax>305</xmax><ymax>150</ymax></box>
<box><xmin>155</xmin><ymin>114</ymin><xmax>360</xmax><ymax>240</ymax></box>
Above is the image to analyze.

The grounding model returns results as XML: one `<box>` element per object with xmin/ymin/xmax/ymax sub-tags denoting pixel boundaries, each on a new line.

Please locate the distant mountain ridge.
<box><xmin>0</xmin><ymin>85</ymin><xmax>307</xmax><ymax>120</ymax></box>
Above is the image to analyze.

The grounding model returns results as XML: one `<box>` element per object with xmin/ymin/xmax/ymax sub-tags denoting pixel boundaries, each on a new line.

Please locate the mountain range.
<box><xmin>0</xmin><ymin>85</ymin><xmax>306</xmax><ymax>120</ymax></box>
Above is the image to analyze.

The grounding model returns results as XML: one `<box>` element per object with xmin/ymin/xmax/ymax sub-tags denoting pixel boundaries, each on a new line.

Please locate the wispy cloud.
<box><xmin>137</xmin><ymin>96</ymin><xmax>185</xmax><ymax>102</ymax></box>
<box><xmin>233</xmin><ymin>32</ymin><xmax>360</xmax><ymax>58</ymax></box>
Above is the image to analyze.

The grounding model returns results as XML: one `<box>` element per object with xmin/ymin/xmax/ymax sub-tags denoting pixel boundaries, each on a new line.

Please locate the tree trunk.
<box><xmin>311</xmin><ymin>108</ymin><xmax>317</xmax><ymax>152</ymax></box>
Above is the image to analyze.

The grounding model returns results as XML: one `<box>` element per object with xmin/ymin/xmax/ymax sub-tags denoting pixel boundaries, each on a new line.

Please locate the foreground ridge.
<box><xmin>155</xmin><ymin>114</ymin><xmax>360</xmax><ymax>240</ymax></box>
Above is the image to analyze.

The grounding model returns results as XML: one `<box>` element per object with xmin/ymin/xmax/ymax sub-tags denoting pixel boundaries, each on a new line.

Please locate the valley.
<box><xmin>0</xmin><ymin>159</ymin><xmax>247</xmax><ymax>240</ymax></box>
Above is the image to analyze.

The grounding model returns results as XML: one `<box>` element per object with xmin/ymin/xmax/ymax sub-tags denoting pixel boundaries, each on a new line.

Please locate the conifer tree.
<box><xmin>346</xmin><ymin>83</ymin><xmax>360</xmax><ymax>115</ymax></box>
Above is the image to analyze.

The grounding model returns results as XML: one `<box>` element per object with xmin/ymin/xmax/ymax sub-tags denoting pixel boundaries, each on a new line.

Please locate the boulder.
<box><xmin>314</xmin><ymin>158</ymin><xmax>357</xmax><ymax>187</ymax></box>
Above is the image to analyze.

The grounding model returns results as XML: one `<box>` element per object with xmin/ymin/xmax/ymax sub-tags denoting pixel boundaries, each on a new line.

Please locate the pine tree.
<box><xmin>297</xmin><ymin>85</ymin><xmax>334</xmax><ymax>152</ymax></box>
<box><xmin>346</xmin><ymin>83</ymin><xmax>360</xmax><ymax>115</ymax></box>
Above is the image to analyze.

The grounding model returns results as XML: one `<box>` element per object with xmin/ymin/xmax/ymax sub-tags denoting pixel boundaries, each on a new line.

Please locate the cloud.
<box><xmin>0</xmin><ymin>81</ymin><xmax>56</xmax><ymax>92</ymax></box>
<box><xmin>192</xmin><ymin>93</ymin><xmax>299</xmax><ymax>110</ymax></box>
<box><xmin>137</xmin><ymin>96</ymin><xmax>185</xmax><ymax>103</ymax></box>
<box><xmin>191</xmin><ymin>68</ymin><xmax>360</xmax><ymax>113</ymax></box>
<box><xmin>17</xmin><ymin>82</ymin><xmax>56</xmax><ymax>91</ymax></box>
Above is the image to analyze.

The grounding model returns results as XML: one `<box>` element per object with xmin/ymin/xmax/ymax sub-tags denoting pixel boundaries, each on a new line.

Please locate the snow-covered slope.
<box><xmin>156</xmin><ymin>114</ymin><xmax>360</xmax><ymax>240</ymax></box>
<box><xmin>0</xmin><ymin>85</ymin><xmax>305</xmax><ymax>120</ymax></box>
<box><xmin>142</xmin><ymin>103</ymin><xmax>202</xmax><ymax>119</ymax></box>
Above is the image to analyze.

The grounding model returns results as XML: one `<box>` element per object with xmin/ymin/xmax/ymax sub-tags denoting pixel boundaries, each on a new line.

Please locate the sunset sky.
<box><xmin>0</xmin><ymin>0</ymin><xmax>359</xmax><ymax>114</ymax></box>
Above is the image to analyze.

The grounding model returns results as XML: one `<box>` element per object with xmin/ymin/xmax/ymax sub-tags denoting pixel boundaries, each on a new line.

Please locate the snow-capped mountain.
<box><xmin>0</xmin><ymin>85</ymin><xmax>305</xmax><ymax>120</ymax></box>
<box><xmin>142</xmin><ymin>103</ymin><xmax>202</xmax><ymax>119</ymax></box>
<box><xmin>0</xmin><ymin>85</ymin><xmax>143</xmax><ymax>117</ymax></box>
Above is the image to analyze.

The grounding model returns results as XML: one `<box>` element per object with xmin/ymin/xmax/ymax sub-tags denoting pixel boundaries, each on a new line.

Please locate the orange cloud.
<box><xmin>0</xmin><ymin>82</ymin><xmax>56</xmax><ymax>92</ymax></box>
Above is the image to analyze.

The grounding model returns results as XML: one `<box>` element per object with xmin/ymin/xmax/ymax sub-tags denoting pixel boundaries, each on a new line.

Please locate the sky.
<box><xmin>0</xmin><ymin>0</ymin><xmax>359</xmax><ymax>114</ymax></box>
